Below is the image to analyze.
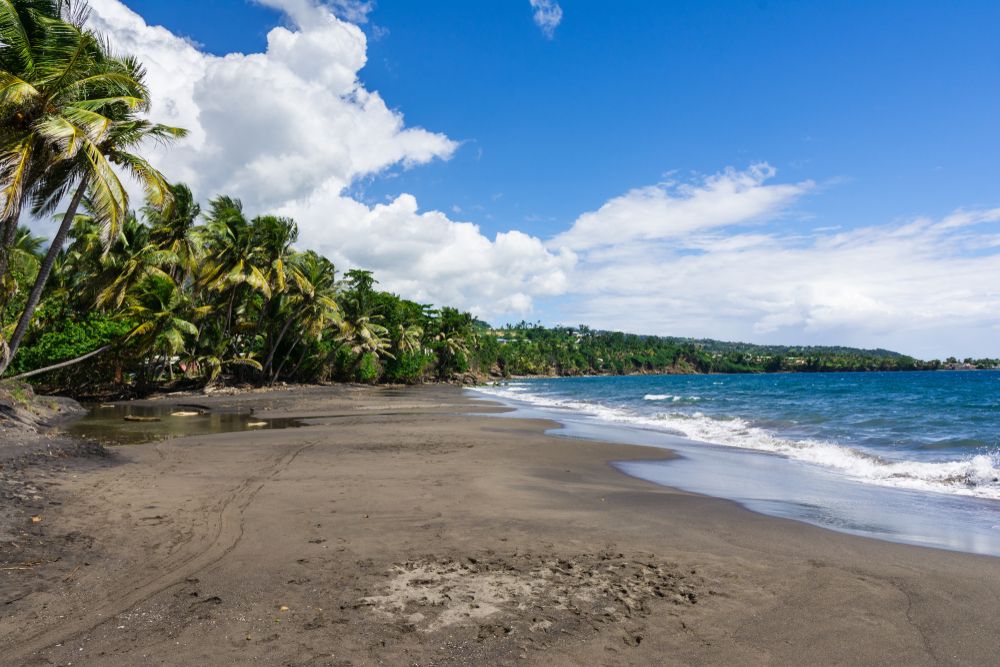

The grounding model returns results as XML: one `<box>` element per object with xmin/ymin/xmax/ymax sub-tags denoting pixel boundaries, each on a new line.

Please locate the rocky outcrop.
<box><xmin>0</xmin><ymin>383</ymin><xmax>85</xmax><ymax>434</ymax></box>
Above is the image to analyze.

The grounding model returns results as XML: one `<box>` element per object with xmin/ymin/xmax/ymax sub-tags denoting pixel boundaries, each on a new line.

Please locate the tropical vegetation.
<box><xmin>0</xmin><ymin>181</ymin><xmax>491</xmax><ymax>393</ymax></box>
<box><xmin>0</xmin><ymin>0</ymin><xmax>981</xmax><ymax>398</ymax></box>
<box><xmin>0</xmin><ymin>0</ymin><xmax>184</xmax><ymax>376</ymax></box>
<box><xmin>474</xmin><ymin>323</ymin><xmax>937</xmax><ymax>377</ymax></box>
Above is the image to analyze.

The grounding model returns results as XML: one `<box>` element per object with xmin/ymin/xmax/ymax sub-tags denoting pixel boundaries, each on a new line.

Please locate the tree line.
<box><xmin>473</xmin><ymin>323</ymin><xmax>935</xmax><ymax>377</ymax></box>
<box><xmin>2</xmin><ymin>182</ymin><xmax>490</xmax><ymax>392</ymax></box>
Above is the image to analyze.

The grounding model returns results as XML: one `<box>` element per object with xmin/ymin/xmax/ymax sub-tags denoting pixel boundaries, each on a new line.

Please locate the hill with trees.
<box><xmin>471</xmin><ymin>324</ymin><xmax>933</xmax><ymax>378</ymax></box>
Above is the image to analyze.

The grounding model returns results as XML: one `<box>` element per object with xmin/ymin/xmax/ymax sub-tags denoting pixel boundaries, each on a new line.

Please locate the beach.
<box><xmin>2</xmin><ymin>384</ymin><xmax>999</xmax><ymax>665</ymax></box>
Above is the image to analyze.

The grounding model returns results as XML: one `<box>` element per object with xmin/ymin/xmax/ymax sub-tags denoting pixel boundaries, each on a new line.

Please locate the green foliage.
<box><xmin>11</xmin><ymin>314</ymin><xmax>131</xmax><ymax>374</ymax></box>
<box><xmin>355</xmin><ymin>352</ymin><xmax>380</xmax><ymax>383</ymax></box>
<box><xmin>469</xmin><ymin>323</ymin><xmax>939</xmax><ymax>378</ymax></box>
<box><xmin>384</xmin><ymin>350</ymin><xmax>431</xmax><ymax>384</ymax></box>
<box><xmin>0</xmin><ymin>0</ymin><xmax>186</xmax><ymax>376</ymax></box>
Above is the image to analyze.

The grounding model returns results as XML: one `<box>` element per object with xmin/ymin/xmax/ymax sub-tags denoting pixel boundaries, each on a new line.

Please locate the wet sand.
<box><xmin>1</xmin><ymin>384</ymin><xmax>998</xmax><ymax>665</ymax></box>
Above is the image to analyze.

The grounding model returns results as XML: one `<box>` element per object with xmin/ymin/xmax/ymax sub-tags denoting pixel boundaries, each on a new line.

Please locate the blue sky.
<box><xmin>125</xmin><ymin>0</ymin><xmax>1000</xmax><ymax>238</ymax></box>
<box><xmin>94</xmin><ymin>1</ymin><xmax>1000</xmax><ymax>357</ymax></box>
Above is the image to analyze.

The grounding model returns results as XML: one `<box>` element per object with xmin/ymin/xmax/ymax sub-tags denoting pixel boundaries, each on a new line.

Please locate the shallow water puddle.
<box><xmin>64</xmin><ymin>403</ymin><xmax>304</xmax><ymax>445</ymax></box>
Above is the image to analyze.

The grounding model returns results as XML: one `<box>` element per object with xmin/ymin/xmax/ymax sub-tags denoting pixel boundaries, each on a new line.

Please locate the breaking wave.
<box><xmin>644</xmin><ymin>394</ymin><xmax>701</xmax><ymax>402</ymax></box>
<box><xmin>477</xmin><ymin>383</ymin><xmax>1000</xmax><ymax>500</ymax></box>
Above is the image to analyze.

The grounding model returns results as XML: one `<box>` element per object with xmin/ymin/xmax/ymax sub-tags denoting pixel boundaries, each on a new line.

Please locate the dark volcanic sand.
<box><xmin>1</xmin><ymin>385</ymin><xmax>998</xmax><ymax>665</ymax></box>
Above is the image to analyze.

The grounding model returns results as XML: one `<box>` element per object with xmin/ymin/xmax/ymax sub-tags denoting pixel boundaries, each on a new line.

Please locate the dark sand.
<box><xmin>1</xmin><ymin>385</ymin><xmax>998</xmax><ymax>665</ymax></box>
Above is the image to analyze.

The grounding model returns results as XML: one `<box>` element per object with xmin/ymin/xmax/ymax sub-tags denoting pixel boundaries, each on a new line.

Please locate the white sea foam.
<box><xmin>643</xmin><ymin>394</ymin><xmax>701</xmax><ymax>402</ymax></box>
<box><xmin>476</xmin><ymin>385</ymin><xmax>1000</xmax><ymax>500</ymax></box>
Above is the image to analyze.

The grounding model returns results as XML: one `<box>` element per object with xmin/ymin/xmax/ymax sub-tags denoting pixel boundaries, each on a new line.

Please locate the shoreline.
<box><xmin>472</xmin><ymin>384</ymin><xmax>1000</xmax><ymax>557</ymax></box>
<box><xmin>2</xmin><ymin>384</ymin><xmax>999</xmax><ymax>665</ymax></box>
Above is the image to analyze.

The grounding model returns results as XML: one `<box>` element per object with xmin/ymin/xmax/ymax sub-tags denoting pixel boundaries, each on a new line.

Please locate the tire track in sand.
<box><xmin>9</xmin><ymin>441</ymin><xmax>315</xmax><ymax>662</ymax></box>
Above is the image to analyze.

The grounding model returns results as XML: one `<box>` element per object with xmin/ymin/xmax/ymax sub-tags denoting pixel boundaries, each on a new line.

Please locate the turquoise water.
<box><xmin>475</xmin><ymin>371</ymin><xmax>1000</xmax><ymax>555</ymax></box>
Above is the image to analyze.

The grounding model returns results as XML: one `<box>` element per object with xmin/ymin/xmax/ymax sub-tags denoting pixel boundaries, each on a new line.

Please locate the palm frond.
<box><xmin>32</xmin><ymin>15</ymin><xmax>93</xmax><ymax>93</ymax></box>
<box><xmin>110</xmin><ymin>149</ymin><xmax>171</xmax><ymax>209</ymax></box>
<box><xmin>125</xmin><ymin>319</ymin><xmax>155</xmax><ymax>340</ymax></box>
<box><xmin>0</xmin><ymin>70</ymin><xmax>41</xmax><ymax>104</ymax></box>
<box><xmin>0</xmin><ymin>0</ymin><xmax>35</xmax><ymax>73</ymax></box>
<box><xmin>34</xmin><ymin>112</ymin><xmax>86</xmax><ymax>157</ymax></box>
<box><xmin>62</xmin><ymin>104</ymin><xmax>113</xmax><ymax>141</ymax></box>
<box><xmin>0</xmin><ymin>139</ymin><xmax>33</xmax><ymax>220</ymax></box>
<box><xmin>228</xmin><ymin>356</ymin><xmax>262</xmax><ymax>371</ymax></box>
<box><xmin>80</xmin><ymin>139</ymin><xmax>128</xmax><ymax>243</ymax></box>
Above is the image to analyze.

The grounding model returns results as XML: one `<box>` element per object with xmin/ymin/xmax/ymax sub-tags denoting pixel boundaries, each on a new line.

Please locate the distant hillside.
<box><xmin>657</xmin><ymin>337</ymin><xmax>910</xmax><ymax>360</ymax></box>
<box><xmin>472</xmin><ymin>323</ymin><xmax>931</xmax><ymax>377</ymax></box>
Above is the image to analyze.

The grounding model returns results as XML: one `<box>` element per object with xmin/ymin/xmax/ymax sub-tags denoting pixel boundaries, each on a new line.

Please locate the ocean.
<box><xmin>474</xmin><ymin>371</ymin><xmax>1000</xmax><ymax>556</ymax></box>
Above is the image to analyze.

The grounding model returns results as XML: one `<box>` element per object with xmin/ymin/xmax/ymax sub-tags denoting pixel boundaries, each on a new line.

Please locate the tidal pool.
<box><xmin>65</xmin><ymin>403</ymin><xmax>303</xmax><ymax>445</ymax></box>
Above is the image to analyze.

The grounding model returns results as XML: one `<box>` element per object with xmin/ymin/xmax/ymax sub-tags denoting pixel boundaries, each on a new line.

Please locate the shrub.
<box><xmin>355</xmin><ymin>352</ymin><xmax>381</xmax><ymax>383</ymax></box>
<box><xmin>12</xmin><ymin>315</ymin><xmax>132</xmax><ymax>374</ymax></box>
<box><xmin>384</xmin><ymin>350</ymin><xmax>431</xmax><ymax>384</ymax></box>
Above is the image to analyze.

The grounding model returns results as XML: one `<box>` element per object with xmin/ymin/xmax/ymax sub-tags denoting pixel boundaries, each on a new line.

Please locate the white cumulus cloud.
<box><xmin>88</xmin><ymin>0</ymin><xmax>452</xmax><ymax>207</ymax></box>
<box><xmin>277</xmin><ymin>189</ymin><xmax>576</xmax><ymax>318</ymax></box>
<box><xmin>552</xmin><ymin>163</ymin><xmax>813</xmax><ymax>251</ymax></box>
<box><xmin>83</xmin><ymin>0</ymin><xmax>572</xmax><ymax>318</ymax></box>
<box><xmin>554</xmin><ymin>166</ymin><xmax>1000</xmax><ymax>357</ymax></box>
<box><xmin>529</xmin><ymin>0</ymin><xmax>563</xmax><ymax>39</ymax></box>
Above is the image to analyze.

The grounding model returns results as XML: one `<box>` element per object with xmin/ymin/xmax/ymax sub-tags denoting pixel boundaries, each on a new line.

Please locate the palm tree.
<box><xmin>197</xmin><ymin>197</ymin><xmax>270</xmax><ymax>341</ymax></box>
<box><xmin>337</xmin><ymin>314</ymin><xmax>393</xmax><ymax>378</ymax></box>
<box><xmin>0</xmin><ymin>224</ymin><xmax>42</xmax><ymax>353</ymax></box>
<box><xmin>250</xmin><ymin>214</ymin><xmax>296</xmax><ymax>295</ymax></box>
<box><xmin>124</xmin><ymin>272</ymin><xmax>195</xmax><ymax>381</ymax></box>
<box><xmin>0</xmin><ymin>7</ymin><xmax>186</xmax><ymax>374</ymax></box>
<box><xmin>40</xmin><ymin>206</ymin><xmax>103</xmax><ymax>309</ymax></box>
<box><xmin>434</xmin><ymin>329</ymin><xmax>470</xmax><ymax>374</ymax></box>
<box><xmin>249</xmin><ymin>214</ymin><xmax>297</xmax><ymax>363</ymax></box>
<box><xmin>96</xmin><ymin>211</ymin><xmax>177</xmax><ymax>309</ymax></box>
<box><xmin>263</xmin><ymin>249</ymin><xmax>340</xmax><ymax>382</ymax></box>
<box><xmin>11</xmin><ymin>223</ymin><xmax>43</xmax><ymax>254</ymax></box>
<box><xmin>145</xmin><ymin>182</ymin><xmax>200</xmax><ymax>283</ymax></box>
<box><xmin>0</xmin><ymin>224</ymin><xmax>43</xmax><ymax>291</ymax></box>
<box><xmin>341</xmin><ymin>268</ymin><xmax>376</xmax><ymax>321</ymax></box>
<box><xmin>395</xmin><ymin>322</ymin><xmax>424</xmax><ymax>354</ymax></box>
<box><xmin>432</xmin><ymin>307</ymin><xmax>474</xmax><ymax>378</ymax></box>
<box><xmin>1</xmin><ymin>0</ymin><xmax>143</xmax><ymax>259</ymax></box>
<box><xmin>0</xmin><ymin>0</ymin><xmax>71</xmax><ymax>281</ymax></box>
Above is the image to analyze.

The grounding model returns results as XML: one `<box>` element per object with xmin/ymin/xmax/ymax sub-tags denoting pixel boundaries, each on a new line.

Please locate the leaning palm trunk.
<box><xmin>5</xmin><ymin>343</ymin><xmax>112</xmax><ymax>381</ymax></box>
<box><xmin>0</xmin><ymin>212</ymin><xmax>19</xmax><ymax>286</ymax></box>
<box><xmin>269</xmin><ymin>337</ymin><xmax>298</xmax><ymax>385</ymax></box>
<box><xmin>0</xmin><ymin>199</ymin><xmax>26</xmax><ymax>309</ymax></box>
<box><xmin>262</xmin><ymin>306</ymin><xmax>305</xmax><ymax>377</ymax></box>
<box><xmin>286</xmin><ymin>339</ymin><xmax>313</xmax><ymax>380</ymax></box>
<box><xmin>0</xmin><ymin>176</ymin><xmax>89</xmax><ymax>376</ymax></box>
<box><xmin>223</xmin><ymin>285</ymin><xmax>238</xmax><ymax>339</ymax></box>
<box><xmin>272</xmin><ymin>327</ymin><xmax>314</xmax><ymax>384</ymax></box>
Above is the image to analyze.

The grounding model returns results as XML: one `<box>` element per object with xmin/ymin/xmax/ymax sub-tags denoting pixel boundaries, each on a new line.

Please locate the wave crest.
<box><xmin>476</xmin><ymin>385</ymin><xmax>1000</xmax><ymax>500</ymax></box>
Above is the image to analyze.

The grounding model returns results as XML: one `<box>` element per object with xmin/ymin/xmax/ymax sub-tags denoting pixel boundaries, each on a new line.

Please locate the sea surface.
<box><xmin>474</xmin><ymin>371</ymin><xmax>1000</xmax><ymax>556</ymax></box>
